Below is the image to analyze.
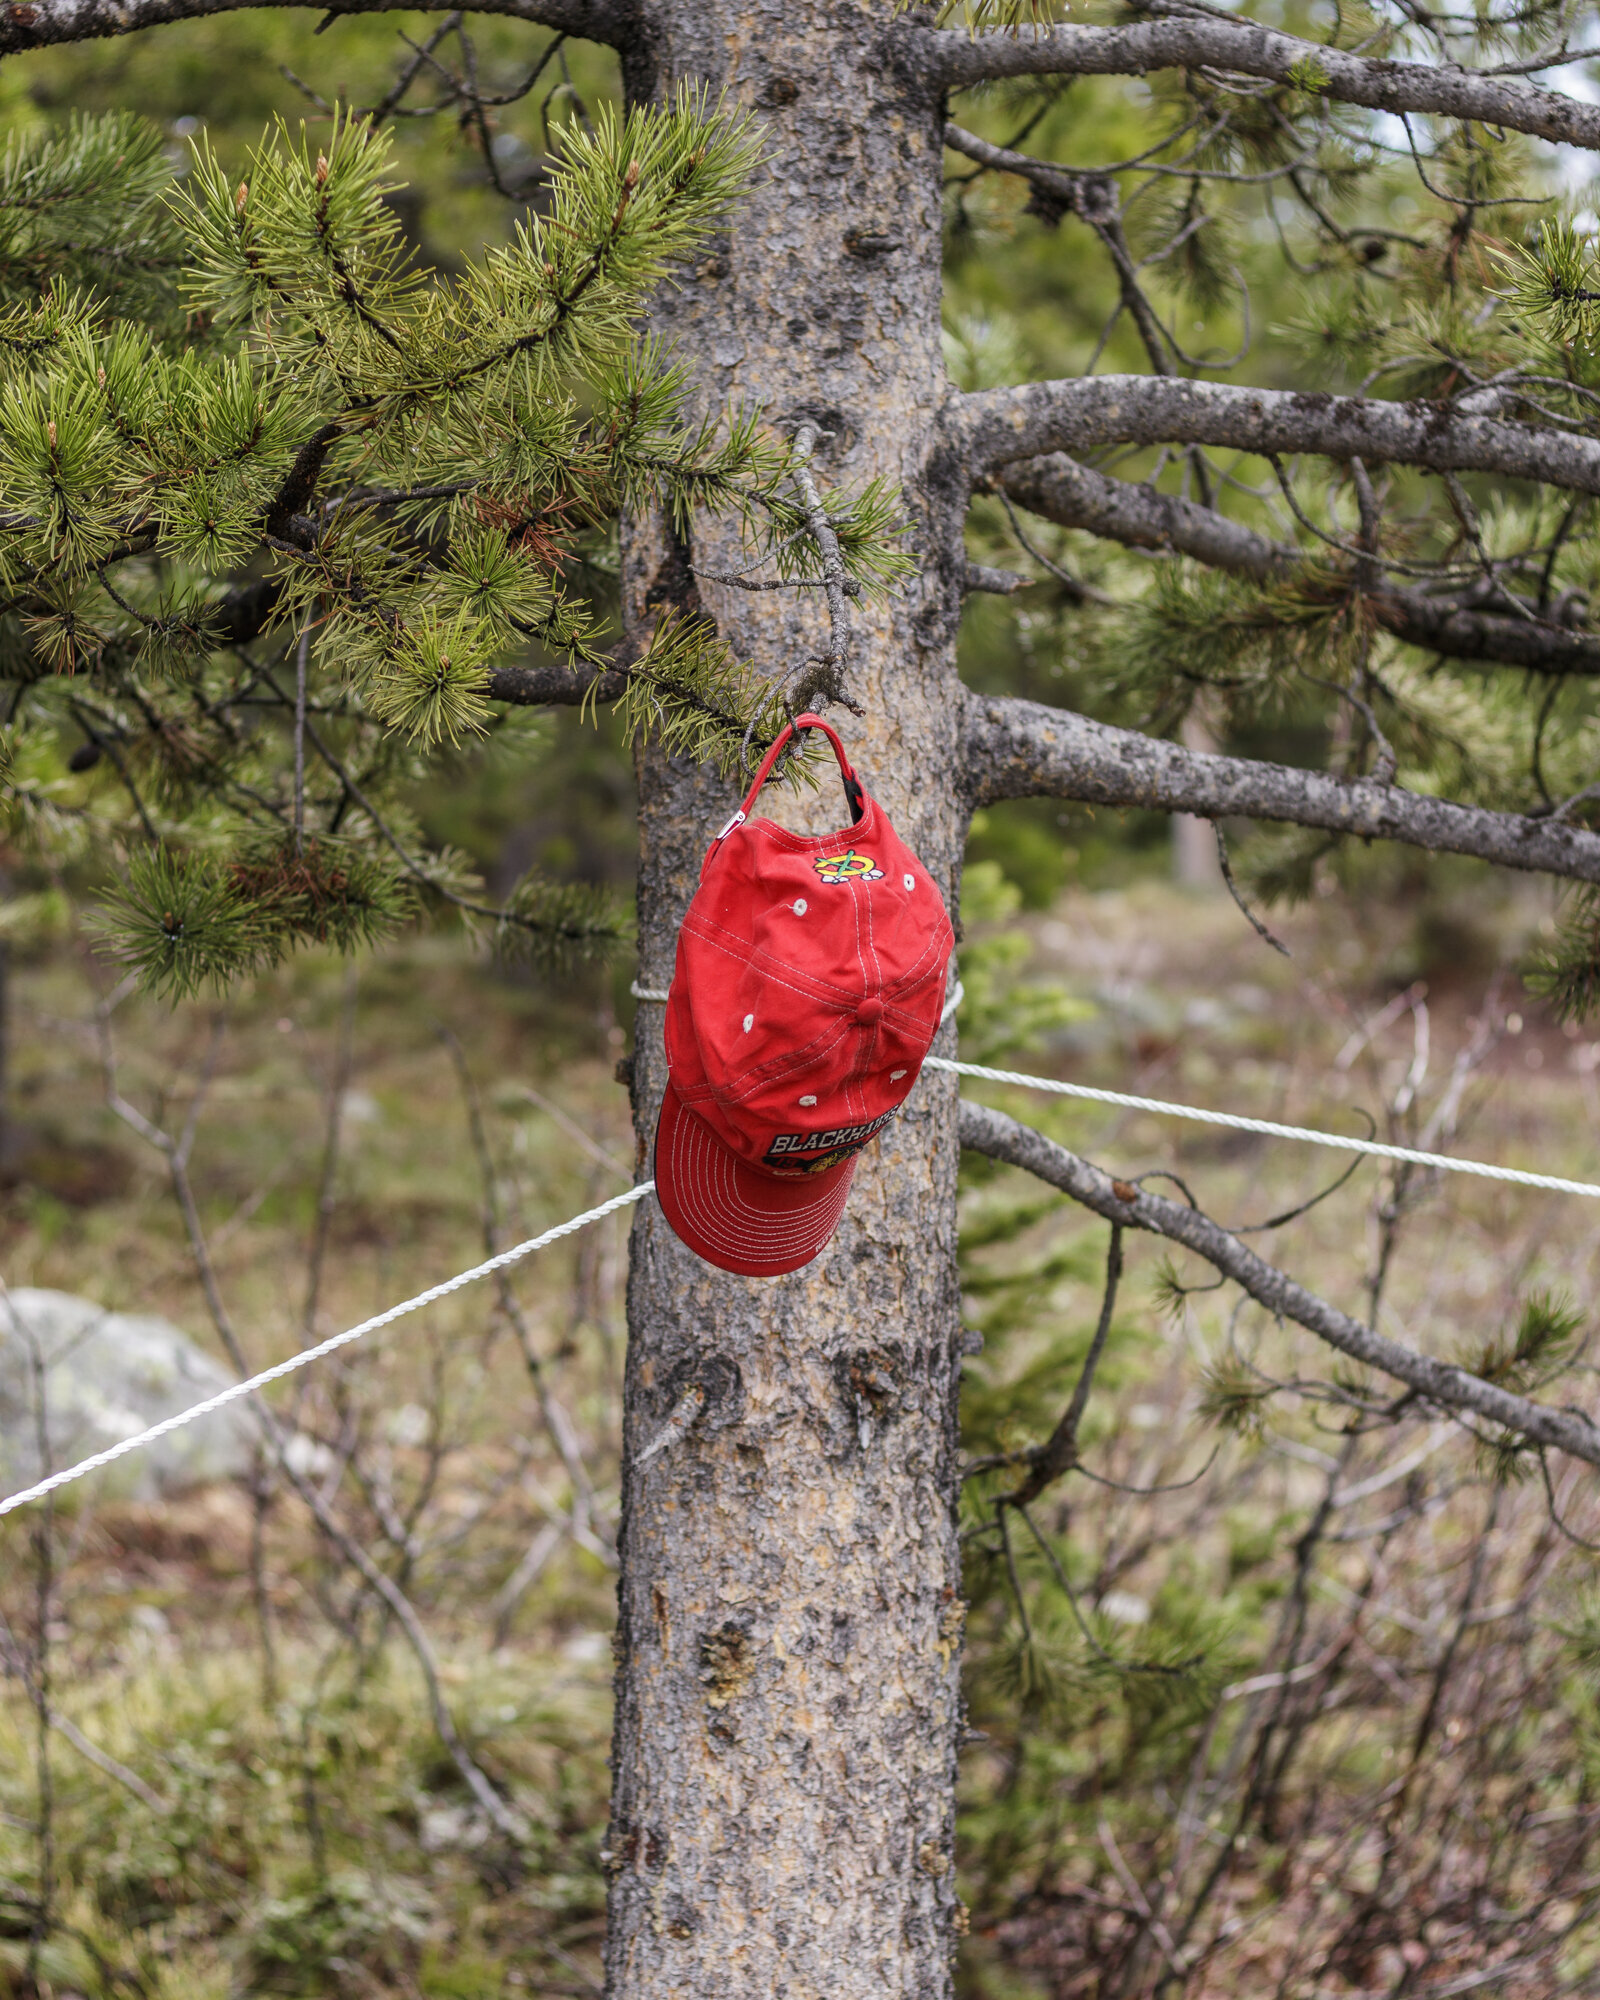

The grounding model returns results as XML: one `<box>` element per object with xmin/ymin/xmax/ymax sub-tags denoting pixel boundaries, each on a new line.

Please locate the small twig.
<box><xmin>1007</xmin><ymin>1224</ymin><xmax>1123</xmax><ymax>1506</ymax></box>
<box><xmin>997</xmin><ymin>488</ymin><xmax>1118</xmax><ymax>606</ymax></box>
<box><xmin>1541</xmin><ymin>777</ymin><xmax>1600</xmax><ymax>827</ymax></box>
<box><xmin>1017</xmin><ymin>1503</ymin><xmax>1201</xmax><ymax>1678</ymax></box>
<box><xmin>1301</xmin><ymin>668</ymin><xmax>1398</xmax><ymax>786</ymax></box>
<box><xmin>303</xmin><ymin>964</ymin><xmax>357</xmax><ymax>1337</ymax></box>
<box><xmin>9</xmin><ymin>1292</ymin><xmax>56</xmax><ymax>1984</ymax></box>
<box><xmin>995</xmin><ymin>1501</ymin><xmax>1032</xmax><ymax>1644</ymax></box>
<box><xmin>293</xmin><ymin>622</ymin><xmax>310</xmax><ymax>854</ymax></box>
<box><xmin>363</xmin><ymin>9</ymin><xmax>463</xmax><ymax>120</ymax></box>
<box><xmin>790</xmin><ymin>422</ymin><xmax>859</xmax><ymax>692</ymax></box>
<box><xmin>508</xmin><ymin>1082</ymin><xmax>629</xmax><ymax>1181</ymax></box>
<box><xmin>1072</xmin><ymin>1446</ymin><xmax>1221</xmax><ymax>1496</ymax></box>
<box><xmin>1227</xmin><ymin>1134</ymin><xmax>1370</xmax><ymax>1233</ymax></box>
<box><xmin>489</xmin><ymin>1521</ymin><xmax>564</xmax><ymax>1646</ymax></box>
<box><xmin>93</xmin><ymin>1010</ymin><xmax>526</xmax><ymax>1841</ymax></box>
<box><xmin>1214</xmin><ymin>823</ymin><xmax>1292</xmax><ymax>957</ymax></box>
<box><xmin>439</xmin><ymin>1028</ymin><xmax>608</xmax><ymax>1552</ymax></box>
<box><xmin>688</xmin><ymin>565</ymin><xmax>826</xmax><ymax>593</ymax></box>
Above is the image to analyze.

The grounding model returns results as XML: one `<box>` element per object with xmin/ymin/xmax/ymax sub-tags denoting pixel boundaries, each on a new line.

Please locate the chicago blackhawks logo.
<box><xmin>812</xmin><ymin>849</ymin><xmax>884</xmax><ymax>885</ymax></box>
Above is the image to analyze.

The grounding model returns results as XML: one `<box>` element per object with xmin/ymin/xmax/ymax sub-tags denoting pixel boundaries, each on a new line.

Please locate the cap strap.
<box><xmin>719</xmin><ymin>712</ymin><xmax>865</xmax><ymax>843</ymax></box>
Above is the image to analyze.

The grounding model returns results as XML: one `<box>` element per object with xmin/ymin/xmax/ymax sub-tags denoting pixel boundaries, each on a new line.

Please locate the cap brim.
<box><xmin>654</xmin><ymin>1081</ymin><xmax>857</xmax><ymax>1278</ymax></box>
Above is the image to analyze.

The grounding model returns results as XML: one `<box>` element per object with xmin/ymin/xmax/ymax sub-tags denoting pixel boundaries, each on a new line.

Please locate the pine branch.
<box><xmin>945</xmin><ymin>126</ymin><xmax>1178</xmax><ymax>380</ymax></box>
<box><xmin>998</xmin><ymin>454</ymin><xmax>1287</xmax><ymax>581</ymax></box>
<box><xmin>0</xmin><ymin>0</ymin><xmax>636</xmax><ymax>57</ymax></box>
<box><xmin>487</xmin><ymin>642</ymin><xmax>632</xmax><ymax>707</ymax></box>
<box><xmin>920</xmin><ymin>15</ymin><xmax>1600</xmax><ymax>152</ymax></box>
<box><xmin>999</xmin><ymin>456</ymin><xmax>1600</xmax><ymax>676</ymax></box>
<box><xmin>954</xmin><ymin>377</ymin><xmax>1600</xmax><ymax>495</ymax></box>
<box><xmin>956</xmin><ymin>1097</ymin><xmax>1600</xmax><ymax>1470</ymax></box>
<box><xmin>963</xmin><ymin>689</ymin><xmax>1600</xmax><ymax>883</ymax></box>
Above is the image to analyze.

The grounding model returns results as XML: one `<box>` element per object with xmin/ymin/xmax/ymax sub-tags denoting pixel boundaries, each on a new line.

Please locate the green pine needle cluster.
<box><xmin>1464</xmin><ymin>1289</ymin><xmax>1585</xmax><ymax>1396</ymax></box>
<box><xmin>486</xmin><ymin>872</ymin><xmax>634</xmax><ymax>971</ymax></box>
<box><xmin>1196</xmin><ymin>1352</ymin><xmax>1273</xmax><ymax>1442</ymax></box>
<box><xmin>0</xmin><ymin>93</ymin><xmax>913</xmax><ymax>999</ymax></box>
<box><xmin>607</xmin><ymin>611</ymin><xmax>825</xmax><ymax>782</ymax></box>
<box><xmin>95</xmin><ymin>838</ymin><xmax>414</xmax><ymax>1000</ymax></box>
<box><xmin>1498</xmin><ymin>219</ymin><xmax>1600</xmax><ymax>349</ymax></box>
<box><xmin>0</xmin><ymin>113</ymin><xmax>181</xmax><ymax>323</ymax></box>
<box><xmin>1527</xmin><ymin>894</ymin><xmax>1600</xmax><ymax>1022</ymax></box>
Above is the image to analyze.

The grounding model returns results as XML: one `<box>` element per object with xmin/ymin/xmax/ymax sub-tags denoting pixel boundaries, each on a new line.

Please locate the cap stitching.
<box><xmin>679</xmin><ymin>924</ymin><xmax>950</xmax><ymax>1043</ymax></box>
<box><xmin>658</xmin><ymin>1092</ymin><xmax>854</xmax><ymax>1268</ymax></box>
<box><xmin>734</xmin><ymin>796</ymin><xmax>882</xmax><ymax>856</ymax></box>
<box><xmin>684</xmin><ymin>907</ymin><xmax>952</xmax><ymax>1011</ymax></box>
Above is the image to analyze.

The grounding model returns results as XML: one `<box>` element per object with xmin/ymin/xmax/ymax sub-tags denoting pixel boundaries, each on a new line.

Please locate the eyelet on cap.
<box><xmin>799</xmin><ymin>1094</ymin><xmax>817</xmax><ymax>1106</ymax></box>
<box><xmin>742</xmin><ymin>1013</ymin><xmax>754</xmax><ymax>1032</ymax></box>
<box><xmin>903</xmin><ymin>872</ymin><xmax>915</xmax><ymax>891</ymax></box>
<box><xmin>793</xmin><ymin>897</ymin><xmax>808</xmax><ymax>915</ymax></box>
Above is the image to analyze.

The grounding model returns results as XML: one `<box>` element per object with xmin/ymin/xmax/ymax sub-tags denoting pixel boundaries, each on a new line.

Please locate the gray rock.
<box><xmin>0</xmin><ymin>1288</ymin><xmax>254</xmax><ymax>1503</ymax></box>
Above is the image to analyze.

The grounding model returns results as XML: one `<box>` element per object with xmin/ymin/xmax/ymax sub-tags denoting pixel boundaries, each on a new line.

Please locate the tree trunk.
<box><xmin>606</xmin><ymin>8</ymin><xmax>970</xmax><ymax>1994</ymax></box>
<box><xmin>1172</xmin><ymin>707</ymin><xmax>1223</xmax><ymax>890</ymax></box>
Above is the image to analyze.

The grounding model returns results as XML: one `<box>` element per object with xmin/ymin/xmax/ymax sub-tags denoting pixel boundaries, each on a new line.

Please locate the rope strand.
<box><xmin>640</xmin><ymin>978</ymin><xmax>1600</xmax><ymax>1199</ymax></box>
<box><xmin>0</xmin><ymin>1182</ymin><xmax>653</xmax><ymax>1520</ymax></box>
<box><xmin>925</xmin><ymin>1057</ymin><xmax>1600</xmax><ymax>1201</ymax></box>
<box><xmin>10</xmin><ymin>980</ymin><xmax>1594</xmax><ymax>1520</ymax></box>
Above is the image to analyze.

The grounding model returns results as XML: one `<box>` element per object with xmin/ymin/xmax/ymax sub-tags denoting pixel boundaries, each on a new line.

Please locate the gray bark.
<box><xmin>921</xmin><ymin>14</ymin><xmax>1600</xmax><ymax>152</ymax></box>
<box><xmin>963</xmin><ymin>689</ymin><xmax>1600</xmax><ymax>882</ymax></box>
<box><xmin>999</xmin><ymin>451</ymin><xmax>1288</xmax><ymax>578</ymax></box>
<box><xmin>954</xmin><ymin>375</ymin><xmax>1600</xmax><ymax>496</ymax></box>
<box><xmin>0</xmin><ymin>0</ymin><xmax>630</xmax><ymax>55</ymax></box>
<box><xmin>998</xmin><ymin>455</ymin><xmax>1600</xmax><ymax>675</ymax></box>
<box><xmin>957</xmin><ymin>1099</ymin><xmax>1600</xmax><ymax>1469</ymax></box>
<box><xmin>607</xmin><ymin>7</ymin><xmax>969</xmax><ymax>1995</ymax></box>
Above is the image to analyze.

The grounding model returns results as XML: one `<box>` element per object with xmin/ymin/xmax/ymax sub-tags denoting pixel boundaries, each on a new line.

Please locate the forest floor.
<box><xmin>2</xmin><ymin>861</ymin><xmax>1596</xmax><ymax>1999</ymax></box>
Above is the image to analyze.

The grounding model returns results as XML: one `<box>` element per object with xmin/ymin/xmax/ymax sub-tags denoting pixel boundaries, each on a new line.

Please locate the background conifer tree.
<box><xmin>9</xmin><ymin>1</ymin><xmax>1600</xmax><ymax>1995</ymax></box>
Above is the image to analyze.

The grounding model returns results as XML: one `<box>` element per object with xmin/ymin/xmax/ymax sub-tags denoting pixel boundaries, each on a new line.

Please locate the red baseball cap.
<box><xmin>654</xmin><ymin>714</ymin><xmax>955</xmax><ymax>1277</ymax></box>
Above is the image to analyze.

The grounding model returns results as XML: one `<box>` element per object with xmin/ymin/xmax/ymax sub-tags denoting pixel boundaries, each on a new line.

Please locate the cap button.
<box><xmin>855</xmin><ymin>997</ymin><xmax>884</xmax><ymax>1027</ymax></box>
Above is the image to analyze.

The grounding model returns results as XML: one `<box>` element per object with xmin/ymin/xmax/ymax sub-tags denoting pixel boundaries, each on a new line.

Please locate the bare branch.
<box><xmin>786</xmin><ymin>421</ymin><xmax>863</xmax><ymax>712</ymax></box>
<box><xmin>963</xmin><ymin>687</ymin><xmax>1600</xmax><ymax>882</ymax></box>
<box><xmin>486</xmin><ymin>657</ymin><xmax>626</xmax><ymax>707</ymax></box>
<box><xmin>999</xmin><ymin>454</ymin><xmax>1600</xmax><ymax>676</ymax></box>
<box><xmin>954</xmin><ymin>376</ymin><xmax>1600</xmax><ymax>497</ymax></box>
<box><xmin>1006</xmin><ymin>1225</ymin><xmax>1123</xmax><ymax>1507</ymax></box>
<box><xmin>964</xmin><ymin>559</ymin><xmax>1031</xmax><ymax>596</ymax></box>
<box><xmin>93</xmin><ymin>1011</ymin><xmax>527</xmax><ymax>1842</ymax></box>
<box><xmin>956</xmin><ymin>1097</ymin><xmax>1600</xmax><ymax>1469</ymax></box>
<box><xmin>0</xmin><ymin>1611</ymin><xmax>170</xmax><ymax>1813</ymax></box>
<box><xmin>947</xmin><ymin>124</ymin><xmax>1181</xmax><ymax>380</ymax></box>
<box><xmin>0</xmin><ymin>0</ymin><xmax>632</xmax><ymax>55</ymax></box>
<box><xmin>920</xmin><ymin>16</ymin><xmax>1600</xmax><ymax>153</ymax></box>
<box><xmin>998</xmin><ymin>452</ymin><xmax>1287</xmax><ymax>580</ymax></box>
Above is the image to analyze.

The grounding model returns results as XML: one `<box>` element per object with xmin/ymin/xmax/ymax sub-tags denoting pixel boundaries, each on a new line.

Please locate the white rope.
<box><xmin>12</xmin><ymin>969</ymin><xmax>1586</xmax><ymax>1519</ymax></box>
<box><xmin>636</xmin><ymin>973</ymin><xmax>1600</xmax><ymax>1191</ymax></box>
<box><xmin>924</xmin><ymin>1057</ymin><xmax>1600</xmax><ymax>1201</ymax></box>
<box><xmin>0</xmin><ymin>1182</ymin><xmax>654</xmax><ymax>1520</ymax></box>
<box><xmin>637</xmin><ymin>974</ymin><xmax>1596</xmax><ymax>1192</ymax></box>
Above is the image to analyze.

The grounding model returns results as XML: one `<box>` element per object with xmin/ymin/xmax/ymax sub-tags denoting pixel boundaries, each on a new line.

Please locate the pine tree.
<box><xmin>11</xmin><ymin>2</ymin><xmax>1600</xmax><ymax>1995</ymax></box>
<box><xmin>0</xmin><ymin>91</ymin><xmax>907</xmax><ymax>994</ymax></box>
